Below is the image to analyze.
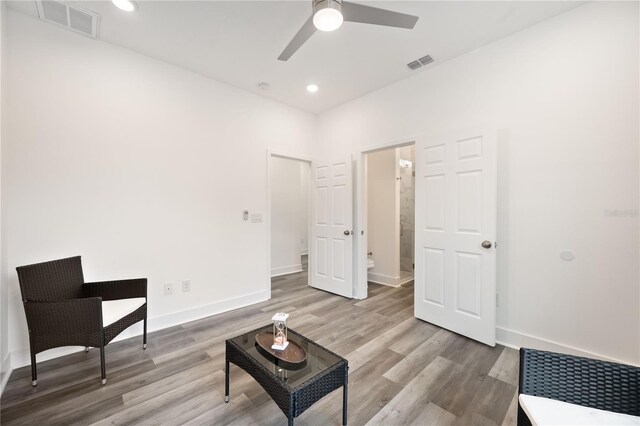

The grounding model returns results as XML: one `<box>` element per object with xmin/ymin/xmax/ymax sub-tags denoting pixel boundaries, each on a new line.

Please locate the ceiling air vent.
<box><xmin>407</xmin><ymin>60</ymin><xmax>421</xmax><ymax>71</ymax></box>
<box><xmin>35</xmin><ymin>0</ymin><xmax>100</xmax><ymax>39</ymax></box>
<box><xmin>407</xmin><ymin>54</ymin><xmax>434</xmax><ymax>71</ymax></box>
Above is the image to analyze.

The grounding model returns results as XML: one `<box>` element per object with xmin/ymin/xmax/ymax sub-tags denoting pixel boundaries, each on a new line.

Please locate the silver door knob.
<box><xmin>344</xmin><ymin>230</ymin><xmax>352</xmax><ymax>236</ymax></box>
<box><xmin>481</xmin><ymin>240</ymin><xmax>492</xmax><ymax>249</ymax></box>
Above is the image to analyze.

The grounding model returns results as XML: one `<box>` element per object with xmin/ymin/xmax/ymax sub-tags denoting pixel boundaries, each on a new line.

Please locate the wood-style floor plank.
<box><xmin>384</xmin><ymin>329</ymin><xmax>458</xmax><ymax>386</ymax></box>
<box><xmin>489</xmin><ymin>347</ymin><xmax>520</xmax><ymax>387</ymax></box>
<box><xmin>1</xmin><ymin>258</ymin><xmax>519</xmax><ymax>425</ymax></box>
<box><xmin>367</xmin><ymin>356</ymin><xmax>461</xmax><ymax>425</ymax></box>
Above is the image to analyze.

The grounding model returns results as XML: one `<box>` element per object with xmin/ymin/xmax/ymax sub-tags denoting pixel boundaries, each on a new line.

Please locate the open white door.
<box><xmin>414</xmin><ymin>129</ymin><xmax>497</xmax><ymax>346</ymax></box>
<box><xmin>310</xmin><ymin>158</ymin><xmax>353</xmax><ymax>298</ymax></box>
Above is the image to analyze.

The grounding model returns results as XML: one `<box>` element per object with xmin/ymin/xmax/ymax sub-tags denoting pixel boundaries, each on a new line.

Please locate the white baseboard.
<box><xmin>149</xmin><ymin>289</ymin><xmax>270</xmax><ymax>332</ymax></box>
<box><xmin>10</xmin><ymin>347</ymin><xmax>85</xmax><ymax>373</ymax></box>
<box><xmin>1</xmin><ymin>352</ymin><xmax>12</xmax><ymax>395</ymax></box>
<box><xmin>7</xmin><ymin>289</ymin><xmax>271</xmax><ymax>371</ymax></box>
<box><xmin>300</xmin><ymin>249</ymin><xmax>308</xmax><ymax>256</ymax></box>
<box><xmin>496</xmin><ymin>326</ymin><xmax>638</xmax><ymax>366</ymax></box>
<box><xmin>367</xmin><ymin>272</ymin><xmax>402</xmax><ymax>288</ymax></box>
<box><xmin>398</xmin><ymin>274</ymin><xmax>414</xmax><ymax>286</ymax></box>
<box><xmin>271</xmin><ymin>264</ymin><xmax>302</xmax><ymax>277</ymax></box>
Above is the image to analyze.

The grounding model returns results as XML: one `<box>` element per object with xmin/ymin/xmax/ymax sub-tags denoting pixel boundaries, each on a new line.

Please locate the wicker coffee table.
<box><xmin>225</xmin><ymin>324</ymin><xmax>349</xmax><ymax>425</ymax></box>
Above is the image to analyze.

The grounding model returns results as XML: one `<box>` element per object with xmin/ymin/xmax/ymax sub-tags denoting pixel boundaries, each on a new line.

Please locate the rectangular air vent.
<box><xmin>418</xmin><ymin>55</ymin><xmax>434</xmax><ymax>66</ymax></box>
<box><xmin>407</xmin><ymin>54</ymin><xmax>434</xmax><ymax>71</ymax></box>
<box><xmin>407</xmin><ymin>60</ymin><xmax>421</xmax><ymax>71</ymax></box>
<box><xmin>35</xmin><ymin>0</ymin><xmax>100</xmax><ymax>38</ymax></box>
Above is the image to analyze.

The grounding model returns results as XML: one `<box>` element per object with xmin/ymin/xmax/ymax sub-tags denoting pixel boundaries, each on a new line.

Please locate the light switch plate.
<box><xmin>251</xmin><ymin>213</ymin><xmax>263</xmax><ymax>223</ymax></box>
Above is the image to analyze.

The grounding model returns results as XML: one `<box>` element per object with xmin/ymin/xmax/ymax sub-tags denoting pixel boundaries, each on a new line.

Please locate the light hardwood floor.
<box><xmin>1</xmin><ymin>261</ymin><xmax>519</xmax><ymax>425</ymax></box>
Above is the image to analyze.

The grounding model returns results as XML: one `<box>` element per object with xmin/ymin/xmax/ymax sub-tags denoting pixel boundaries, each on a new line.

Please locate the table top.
<box><xmin>227</xmin><ymin>324</ymin><xmax>346</xmax><ymax>390</ymax></box>
<box><xmin>519</xmin><ymin>395</ymin><xmax>640</xmax><ymax>426</ymax></box>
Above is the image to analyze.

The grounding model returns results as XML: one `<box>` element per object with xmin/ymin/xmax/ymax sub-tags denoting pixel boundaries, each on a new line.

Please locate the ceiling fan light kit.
<box><xmin>313</xmin><ymin>0</ymin><xmax>344</xmax><ymax>32</ymax></box>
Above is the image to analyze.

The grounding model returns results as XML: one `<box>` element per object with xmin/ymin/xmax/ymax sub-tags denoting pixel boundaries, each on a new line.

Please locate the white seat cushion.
<box><xmin>101</xmin><ymin>297</ymin><xmax>146</xmax><ymax>327</ymax></box>
<box><xmin>519</xmin><ymin>394</ymin><xmax>640</xmax><ymax>426</ymax></box>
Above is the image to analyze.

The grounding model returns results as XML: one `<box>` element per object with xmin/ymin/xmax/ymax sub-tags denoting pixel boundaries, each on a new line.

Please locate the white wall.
<box><xmin>366</xmin><ymin>149</ymin><xmax>400</xmax><ymax>285</ymax></box>
<box><xmin>0</xmin><ymin>0</ymin><xmax>9</xmax><ymax>394</ymax></box>
<box><xmin>318</xmin><ymin>2</ymin><xmax>640</xmax><ymax>364</ymax></box>
<box><xmin>270</xmin><ymin>156</ymin><xmax>309</xmax><ymax>276</ymax></box>
<box><xmin>3</xmin><ymin>10</ymin><xmax>316</xmax><ymax>368</ymax></box>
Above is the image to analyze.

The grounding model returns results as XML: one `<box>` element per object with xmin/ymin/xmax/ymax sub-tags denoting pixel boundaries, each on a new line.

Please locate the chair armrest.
<box><xmin>83</xmin><ymin>278</ymin><xmax>147</xmax><ymax>301</ymax></box>
<box><xmin>23</xmin><ymin>298</ymin><xmax>103</xmax><ymax>337</ymax></box>
<box><xmin>519</xmin><ymin>348</ymin><xmax>640</xmax><ymax>416</ymax></box>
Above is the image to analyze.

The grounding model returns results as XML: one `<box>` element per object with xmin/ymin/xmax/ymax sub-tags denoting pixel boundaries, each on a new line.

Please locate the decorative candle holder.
<box><xmin>271</xmin><ymin>312</ymin><xmax>289</xmax><ymax>351</ymax></box>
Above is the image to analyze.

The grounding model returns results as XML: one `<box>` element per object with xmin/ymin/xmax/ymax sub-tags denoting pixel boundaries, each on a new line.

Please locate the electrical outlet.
<box><xmin>182</xmin><ymin>280</ymin><xmax>191</xmax><ymax>293</ymax></box>
<box><xmin>164</xmin><ymin>283</ymin><xmax>174</xmax><ymax>296</ymax></box>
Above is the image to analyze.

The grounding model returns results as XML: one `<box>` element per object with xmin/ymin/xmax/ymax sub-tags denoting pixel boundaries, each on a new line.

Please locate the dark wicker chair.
<box><xmin>518</xmin><ymin>347</ymin><xmax>640</xmax><ymax>426</ymax></box>
<box><xmin>16</xmin><ymin>256</ymin><xmax>147</xmax><ymax>386</ymax></box>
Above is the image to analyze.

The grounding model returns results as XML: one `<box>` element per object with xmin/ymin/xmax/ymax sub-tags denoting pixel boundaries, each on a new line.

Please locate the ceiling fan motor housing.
<box><xmin>313</xmin><ymin>0</ymin><xmax>343</xmax><ymax>16</ymax></box>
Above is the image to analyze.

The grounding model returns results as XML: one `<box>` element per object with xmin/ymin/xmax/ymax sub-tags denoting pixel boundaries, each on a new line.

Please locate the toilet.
<box><xmin>367</xmin><ymin>256</ymin><xmax>375</xmax><ymax>270</ymax></box>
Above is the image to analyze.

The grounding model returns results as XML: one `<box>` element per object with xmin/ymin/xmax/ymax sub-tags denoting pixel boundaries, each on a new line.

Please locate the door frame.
<box><xmin>355</xmin><ymin>137</ymin><xmax>419</xmax><ymax>299</ymax></box>
<box><xmin>266</xmin><ymin>150</ymin><xmax>313</xmax><ymax>299</ymax></box>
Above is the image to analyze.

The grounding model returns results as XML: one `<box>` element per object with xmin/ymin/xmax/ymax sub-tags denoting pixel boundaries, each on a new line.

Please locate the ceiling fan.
<box><xmin>278</xmin><ymin>0</ymin><xmax>419</xmax><ymax>61</ymax></box>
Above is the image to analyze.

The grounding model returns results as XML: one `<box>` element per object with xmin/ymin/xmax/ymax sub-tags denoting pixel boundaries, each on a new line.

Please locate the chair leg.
<box><xmin>30</xmin><ymin>351</ymin><xmax>37</xmax><ymax>387</ymax></box>
<box><xmin>143</xmin><ymin>317</ymin><xmax>147</xmax><ymax>350</ymax></box>
<box><xmin>100</xmin><ymin>346</ymin><xmax>106</xmax><ymax>385</ymax></box>
<box><xmin>85</xmin><ymin>346</ymin><xmax>90</xmax><ymax>352</ymax></box>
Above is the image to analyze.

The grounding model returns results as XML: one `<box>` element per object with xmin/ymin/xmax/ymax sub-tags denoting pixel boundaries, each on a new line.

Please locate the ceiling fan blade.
<box><xmin>342</xmin><ymin>2</ymin><xmax>418</xmax><ymax>29</ymax></box>
<box><xmin>278</xmin><ymin>16</ymin><xmax>317</xmax><ymax>61</ymax></box>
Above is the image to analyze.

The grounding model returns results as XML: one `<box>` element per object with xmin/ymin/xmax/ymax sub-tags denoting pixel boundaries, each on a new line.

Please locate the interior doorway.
<box><xmin>363</xmin><ymin>143</ymin><xmax>416</xmax><ymax>291</ymax></box>
<box><xmin>267</xmin><ymin>152</ymin><xmax>311</xmax><ymax>291</ymax></box>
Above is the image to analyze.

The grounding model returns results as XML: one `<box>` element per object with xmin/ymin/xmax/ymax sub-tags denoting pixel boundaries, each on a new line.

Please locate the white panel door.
<box><xmin>414</xmin><ymin>129</ymin><xmax>497</xmax><ymax>346</ymax></box>
<box><xmin>310</xmin><ymin>158</ymin><xmax>353</xmax><ymax>298</ymax></box>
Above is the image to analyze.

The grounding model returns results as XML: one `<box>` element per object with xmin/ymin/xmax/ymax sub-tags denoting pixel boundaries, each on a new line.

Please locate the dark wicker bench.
<box><xmin>518</xmin><ymin>347</ymin><xmax>640</xmax><ymax>426</ymax></box>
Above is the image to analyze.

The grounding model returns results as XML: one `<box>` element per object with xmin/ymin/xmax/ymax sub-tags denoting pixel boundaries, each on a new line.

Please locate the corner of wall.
<box><xmin>0</xmin><ymin>0</ymin><xmax>11</xmax><ymax>396</ymax></box>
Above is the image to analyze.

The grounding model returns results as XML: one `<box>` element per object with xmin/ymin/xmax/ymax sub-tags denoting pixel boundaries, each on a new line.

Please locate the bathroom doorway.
<box><xmin>364</xmin><ymin>143</ymin><xmax>415</xmax><ymax>290</ymax></box>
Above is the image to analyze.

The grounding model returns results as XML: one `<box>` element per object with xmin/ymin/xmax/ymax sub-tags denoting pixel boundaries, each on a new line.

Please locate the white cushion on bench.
<box><xmin>102</xmin><ymin>297</ymin><xmax>146</xmax><ymax>327</ymax></box>
<box><xmin>519</xmin><ymin>394</ymin><xmax>640</xmax><ymax>426</ymax></box>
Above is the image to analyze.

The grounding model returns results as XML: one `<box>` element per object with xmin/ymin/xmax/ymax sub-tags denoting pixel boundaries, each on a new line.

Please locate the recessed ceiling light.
<box><xmin>306</xmin><ymin>84</ymin><xmax>319</xmax><ymax>93</ymax></box>
<box><xmin>112</xmin><ymin>0</ymin><xmax>136</xmax><ymax>12</ymax></box>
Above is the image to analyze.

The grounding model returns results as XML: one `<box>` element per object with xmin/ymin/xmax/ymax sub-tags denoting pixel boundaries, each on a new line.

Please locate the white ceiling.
<box><xmin>8</xmin><ymin>0</ymin><xmax>583</xmax><ymax>113</ymax></box>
